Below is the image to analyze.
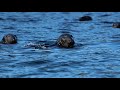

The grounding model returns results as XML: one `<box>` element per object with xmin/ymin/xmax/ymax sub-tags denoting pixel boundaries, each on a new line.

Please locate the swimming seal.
<box><xmin>79</xmin><ymin>16</ymin><xmax>92</xmax><ymax>21</ymax></box>
<box><xmin>113</xmin><ymin>22</ymin><xmax>120</xmax><ymax>28</ymax></box>
<box><xmin>1</xmin><ymin>34</ymin><xmax>17</xmax><ymax>44</ymax></box>
<box><xmin>25</xmin><ymin>34</ymin><xmax>75</xmax><ymax>49</ymax></box>
<box><xmin>56</xmin><ymin>34</ymin><xmax>75</xmax><ymax>48</ymax></box>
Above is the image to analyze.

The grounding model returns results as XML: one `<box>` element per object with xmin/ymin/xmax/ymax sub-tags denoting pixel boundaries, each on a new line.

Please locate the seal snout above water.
<box><xmin>79</xmin><ymin>16</ymin><xmax>92</xmax><ymax>21</ymax></box>
<box><xmin>56</xmin><ymin>34</ymin><xmax>75</xmax><ymax>48</ymax></box>
<box><xmin>112</xmin><ymin>22</ymin><xmax>120</xmax><ymax>28</ymax></box>
<box><xmin>1</xmin><ymin>34</ymin><xmax>17</xmax><ymax>44</ymax></box>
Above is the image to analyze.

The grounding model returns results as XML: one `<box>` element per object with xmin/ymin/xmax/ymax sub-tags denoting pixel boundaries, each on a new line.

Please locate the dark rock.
<box><xmin>79</xmin><ymin>16</ymin><xmax>92</xmax><ymax>21</ymax></box>
<box><xmin>112</xmin><ymin>22</ymin><xmax>120</xmax><ymax>28</ymax></box>
<box><xmin>1</xmin><ymin>34</ymin><xmax>17</xmax><ymax>44</ymax></box>
<box><xmin>56</xmin><ymin>34</ymin><xmax>75</xmax><ymax>48</ymax></box>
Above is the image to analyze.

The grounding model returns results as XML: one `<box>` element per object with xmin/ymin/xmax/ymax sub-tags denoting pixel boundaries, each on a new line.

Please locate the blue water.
<box><xmin>0</xmin><ymin>12</ymin><xmax>120</xmax><ymax>78</ymax></box>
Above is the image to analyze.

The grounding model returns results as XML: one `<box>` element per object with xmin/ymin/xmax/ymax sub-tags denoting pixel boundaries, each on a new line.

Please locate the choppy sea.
<box><xmin>0</xmin><ymin>12</ymin><xmax>120</xmax><ymax>78</ymax></box>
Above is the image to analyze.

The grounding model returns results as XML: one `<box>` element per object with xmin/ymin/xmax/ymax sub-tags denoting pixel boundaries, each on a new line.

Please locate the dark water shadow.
<box><xmin>14</xmin><ymin>59</ymin><xmax>51</xmax><ymax>68</ymax></box>
<box><xmin>6</xmin><ymin>17</ymin><xmax>17</xmax><ymax>22</ymax></box>
<box><xmin>2</xmin><ymin>26</ymin><xmax>16</xmax><ymax>30</ymax></box>
<box><xmin>12</xmin><ymin>72</ymin><xmax>43</xmax><ymax>78</ymax></box>
<box><xmin>100</xmin><ymin>21</ymin><xmax>114</xmax><ymax>24</ymax></box>
<box><xmin>111</xmin><ymin>34</ymin><xmax>120</xmax><ymax>38</ymax></box>
<box><xmin>99</xmin><ymin>14</ymin><xmax>112</xmax><ymax>17</ymax></box>
<box><xmin>110</xmin><ymin>34</ymin><xmax>120</xmax><ymax>44</ymax></box>
<box><xmin>0</xmin><ymin>68</ymin><xmax>13</xmax><ymax>73</ymax></box>
<box><xmin>0</xmin><ymin>17</ymin><xmax>5</xmax><ymax>21</ymax></box>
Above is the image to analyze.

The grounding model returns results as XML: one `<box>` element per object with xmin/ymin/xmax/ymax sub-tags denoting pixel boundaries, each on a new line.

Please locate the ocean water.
<box><xmin>0</xmin><ymin>12</ymin><xmax>120</xmax><ymax>78</ymax></box>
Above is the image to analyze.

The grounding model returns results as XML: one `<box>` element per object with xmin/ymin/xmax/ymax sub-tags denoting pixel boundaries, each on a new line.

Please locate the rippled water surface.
<box><xmin>0</xmin><ymin>12</ymin><xmax>120</xmax><ymax>78</ymax></box>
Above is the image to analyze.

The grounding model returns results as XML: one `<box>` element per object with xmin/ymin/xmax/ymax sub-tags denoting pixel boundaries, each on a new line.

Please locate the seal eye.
<box><xmin>70</xmin><ymin>35</ymin><xmax>73</xmax><ymax>37</ymax></box>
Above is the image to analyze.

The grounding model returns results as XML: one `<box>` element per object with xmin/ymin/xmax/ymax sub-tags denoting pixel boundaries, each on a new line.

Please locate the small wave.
<box><xmin>15</xmin><ymin>59</ymin><xmax>50</xmax><ymax>67</ymax></box>
<box><xmin>2</xmin><ymin>26</ymin><xmax>16</xmax><ymax>30</ymax></box>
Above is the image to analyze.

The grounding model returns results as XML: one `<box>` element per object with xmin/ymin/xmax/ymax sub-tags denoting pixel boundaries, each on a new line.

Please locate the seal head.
<box><xmin>2</xmin><ymin>34</ymin><xmax>17</xmax><ymax>44</ymax></box>
<box><xmin>56</xmin><ymin>34</ymin><xmax>75</xmax><ymax>48</ymax></box>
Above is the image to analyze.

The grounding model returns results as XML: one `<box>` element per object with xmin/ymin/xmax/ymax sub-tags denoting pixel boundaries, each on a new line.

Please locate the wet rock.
<box><xmin>79</xmin><ymin>16</ymin><xmax>92</xmax><ymax>21</ymax></box>
<box><xmin>1</xmin><ymin>34</ymin><xmax>17</xmax><ymax>44</ymax></box>
<box><xmin>56</xmin><ymin>34</ymin><xmax>75</xmax><ymax>48</ymax></box>
<box><xmin>112</xmin><ymin>22</ymin><xmax>120</xmax><ymax>28</ymax></box>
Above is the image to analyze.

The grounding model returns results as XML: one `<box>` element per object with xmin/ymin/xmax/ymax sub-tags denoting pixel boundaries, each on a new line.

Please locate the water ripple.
<box><xmin>0</xmin><ymin>12</ymin><xmax>120</xmax><ymax>78</ymax></box>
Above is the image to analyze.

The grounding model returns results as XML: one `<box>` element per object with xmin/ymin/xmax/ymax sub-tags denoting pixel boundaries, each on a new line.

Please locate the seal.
<box><xmin>0</xmin><ymin>34</ymin><xmax>17</xmax><ymax>44</ymax></box>
<box><xmin>56</xmin><ymin>34</ymin><xmax>75</xmax><ymax>48</ymax></box>
<box><xmin>79</xmin><ymin>16</ymin><xmax>92</xmax><ymax>21</ymax></box>
<box><xmin>113</xmin><ymin>22</ymin><xmax>120</xmax><ymax>28</ymax></box>
<box><xmin>25</xmin><ymin>34</ymin><xmax>75</xmax><ymax>49</ymax></box>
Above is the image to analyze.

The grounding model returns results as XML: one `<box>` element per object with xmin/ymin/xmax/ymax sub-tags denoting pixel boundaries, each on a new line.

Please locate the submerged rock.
<box><xmin>112</xmin><ymin>22</ymin><xmax>120</xmax><ymax>28</ymax></box>
<box><xmin>56</xmin><ymin>34</ymin><xmax>75</xmax><ymax>48</ymax></box>
<box><xmin>1</xmin><ymin>34</ymin><xmax>17</xmax><ymax>44</ymax></box>
<box><xmin>79</xmin><ymin>16</ymin><xmax>92</xmax><ymax>21</ymax></box>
